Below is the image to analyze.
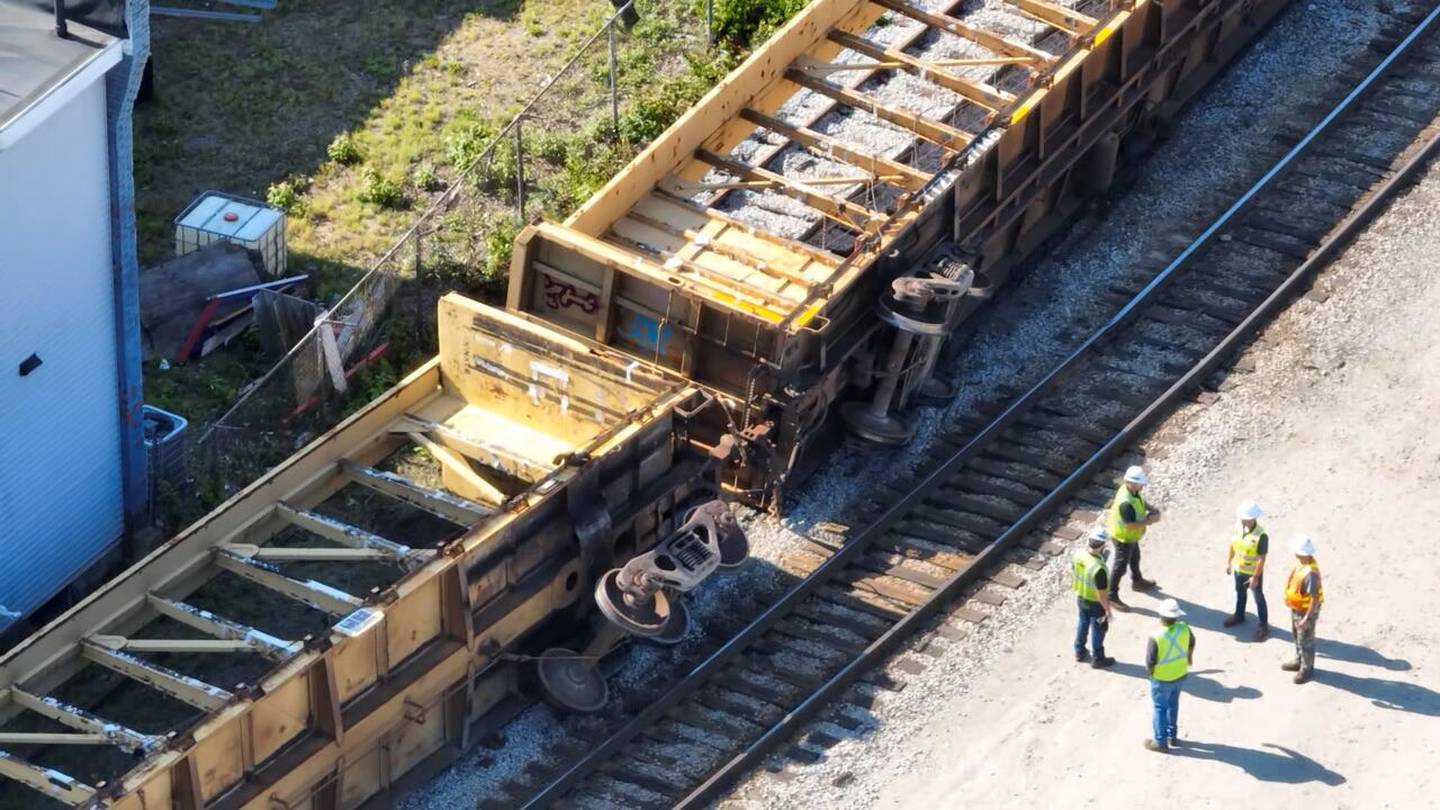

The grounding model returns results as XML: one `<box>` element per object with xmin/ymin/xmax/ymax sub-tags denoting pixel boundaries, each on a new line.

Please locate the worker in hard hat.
<box><xmin>1282</xmin><ymin>534</ymin><xmax>1324</xmax><ymax>684</ymax></box>
<box><xmin>1106</xmin><ymin>465</ymin><xmax>1162</xmax><ymax>609</ymax></box>
<box><xmin>1072</xmin><ymin>528</ymin><xmax>1115</xmax><ymax>669</ymax></box>
<box><xmin>1145</xmin><ymin>598</ymin><xmax>1195</xmax><ymax>753</ymax></box>
<box><xmin>1223</xmin><ymin>499</ymin><xmax>1270</xmax><ymax>641</ymax></box>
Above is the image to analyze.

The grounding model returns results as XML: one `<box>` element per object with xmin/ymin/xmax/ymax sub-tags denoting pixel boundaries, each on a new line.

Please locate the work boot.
<box><xmin>1293</xmin><ymin>670</ymin><xmax>1314</xmax><ymax>685</ymax></box>
<box><xmin>1109</xmin><ymin>597</ymin><xmax>1131</xmax><ymax>612</ymax></box>
<box><xmin>1168</xmin><ymin>737</ymin><xmax>1181</xmax><ymax>748</ymax></box>
<box><xmin>1223</xmin><ymin>614</ymin><xmax>1243</xmax><ymax>628</ymax></box>
<box><xmin>1143</xmin><ymin>739</ymin><xmax>1170</xmax><ymax>753</ymax></box>
<box><xmin>1281</xmin><ymin>659</ymin><xmax>1301</xmax><ymax>672</ymax></box>
<box><xmin>1091</xmin><ymin>655</ymin><xmax>1116</xmax><ymax>670</ymax></box>
<box><xmin>1075</xmin><ymin>650</ymin><xmax>1091</xmax><ymax>663</ymax></box>
<box><xmin>1133</xmin><ymin>578</ymin><xmax>1158</xmax><ymax>592</ymax></box>
<box><xmin>1253</xmin><ymin>625</ymin><xmax>1269</xmax><ymax>642</ymax></box>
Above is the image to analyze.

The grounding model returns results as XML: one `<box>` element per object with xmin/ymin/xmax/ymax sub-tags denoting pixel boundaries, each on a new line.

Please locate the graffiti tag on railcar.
<box><xmin>542</xmin><ymin>274</ymin><xmax>599</xmax><ymax>313</ymax></box>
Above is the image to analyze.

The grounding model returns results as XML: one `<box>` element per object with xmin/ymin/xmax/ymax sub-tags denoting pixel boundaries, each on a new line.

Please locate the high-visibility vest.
<box><xmin>1072</xmin><ymin>549</ymin><xmax>1105</xmax><ymax>602</ymax></box>
<box><xmin>1152</xmin><ymin>622</ymin><xmax>1191</xmax><ymax>682</ymax></box>
<box><xmin>1230</xmin><ymin>523</ymin><xmax>1266</xmax><ymax>576</ymax></box>
<box><xmin>1107</xmin><ymin>484</ymin><xmax>1148</xmax><ymax>543</ymax></box>
<box><xmin>1284</xmin><ymin>561</ymin><xmax>1324</xmax><ymax>612</ymax></box>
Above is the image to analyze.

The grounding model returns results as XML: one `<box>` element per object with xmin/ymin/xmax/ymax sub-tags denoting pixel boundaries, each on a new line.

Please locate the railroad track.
<box><xmin>459</xmin><ymin>6</ymin><xmax>1440</xmax><ymax>808</ymax></box>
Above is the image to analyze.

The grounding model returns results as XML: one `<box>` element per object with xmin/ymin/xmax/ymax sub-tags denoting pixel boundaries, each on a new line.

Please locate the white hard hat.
<box><xmin>1087</xmin><ymin>528</ymin><xmax>1109</xmax><ymax>547</ymax></box>
<box><xmin>1123</xmin><ymin>466</ymin><xmax>1149</xmax><ymax>486</ymax></box>
<box><xmin>1291</xmin><ymin>534</ymin><xmax>1316</xmax><ymax>556</ymax></box>
<box><xmin>1158</xmin><ymin>599</ymin><xmax>1186</xmax><ymax>619</ymax></box>
<box><xmin>1236</xmin><ymin>499</ymin><xmax>1263</xmax><ymax>521</ymax></box>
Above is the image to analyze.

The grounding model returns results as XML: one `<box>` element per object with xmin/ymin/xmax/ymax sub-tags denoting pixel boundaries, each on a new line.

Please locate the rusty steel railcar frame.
<box><xmin>507</xmin><ymin>0</ymin><xmax>1294</xmax><ymax>506</ymax></box>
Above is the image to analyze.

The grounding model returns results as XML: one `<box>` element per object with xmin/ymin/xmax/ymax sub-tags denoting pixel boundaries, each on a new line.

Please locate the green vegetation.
<box><xmin>326</xmin><ymin>132</ymin><xmax>363</xmax><ymax>165</ymax></box>
<box><xmin>411</xmin><ymin>163</ymin><xmax>442</xmax><ymax>191</ymax></box>
<box><xmin>357</xmin><ymin>167</ymin><xmax>406</xmax><ymax>209</ymax></box>
<box><xmin>705</xmin><ymin>0</ymin><xmax>810</xmax><ymax>49</ymax></box>
<box><xmin>265</xmin><ymin>177</ymin><xmax>307</xmax><ymax>213</ymax></box>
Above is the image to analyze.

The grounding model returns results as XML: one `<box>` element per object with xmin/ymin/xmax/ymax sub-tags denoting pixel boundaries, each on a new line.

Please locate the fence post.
<box><xmin>608</xmin><ymin>20</ymin><xmax>619</xmax><ymax>138</ymax></box>
<box><xmin>514</xmin><ymin>117</ymin><xmax>526</xmax><ymax>220</ymax></box>
<box><xmin>413</xmin><ymin>231</ymin><xmax>425</xmax><ymax>348</ymax></box>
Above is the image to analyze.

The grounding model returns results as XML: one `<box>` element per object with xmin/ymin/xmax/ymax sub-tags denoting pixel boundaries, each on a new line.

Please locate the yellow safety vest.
<box><xmin>1107</xmin><ymin>484</ymin><xmax>1148</xmax><ymax>543</ymax></box>
<box><xmin>1230</xmin><ymin>523</ymin><xmax>1265</xmax><ymax>577</ymax></box>
<box><xmin>1072</xmin><ymin>550</ymin><xmax>1105</xmax><ymax>602</ymax></box>
<box><xmin>1152</xmin><ymin>622</ymin><xmax>1191</xmax><ymax>682</ymax></box>
<box><xmin>1284</xmin><ymin>562</ymin><xmax>1324</xmax><ymax>612</ymax></box>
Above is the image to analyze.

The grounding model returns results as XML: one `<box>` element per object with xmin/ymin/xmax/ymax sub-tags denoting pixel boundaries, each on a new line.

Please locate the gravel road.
<box><xmin>870</xmin><ymin>152</ymin><xmax>1440</xmax><ymax>810</ymax></box>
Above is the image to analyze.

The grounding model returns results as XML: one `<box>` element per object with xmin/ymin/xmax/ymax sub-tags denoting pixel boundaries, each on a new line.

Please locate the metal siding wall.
<box><xmin>0</xmin><ymin>77</ymin><xmax>124</xmax><ymax>630</ymax></box>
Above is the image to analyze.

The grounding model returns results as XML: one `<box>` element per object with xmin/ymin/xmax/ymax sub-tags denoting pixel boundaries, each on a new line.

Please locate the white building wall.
<box><xmin>0</xmin><ymin>76</ymin><xmax>123</xmax><ymax>628</ymax></box>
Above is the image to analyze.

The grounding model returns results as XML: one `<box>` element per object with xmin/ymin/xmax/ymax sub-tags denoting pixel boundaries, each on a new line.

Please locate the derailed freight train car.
<box><xmin>508</xmin><ymin>0</ymin><xmax>1292</xmax><ymax>506</ymax></box>
<box><xmin>0</xmin><ymin>296</ymin><xmax>734</xmax><ymax>808</ymax></box>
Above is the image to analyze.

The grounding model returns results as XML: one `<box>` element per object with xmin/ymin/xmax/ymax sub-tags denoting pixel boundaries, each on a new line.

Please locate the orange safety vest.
<box><xmin>1284</xmin><ymin>561</ymin><xmax>1323</xmax><ymax>612</ymax></box>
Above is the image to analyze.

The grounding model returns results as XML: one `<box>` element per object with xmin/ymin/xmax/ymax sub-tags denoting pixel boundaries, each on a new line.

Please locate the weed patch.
<box><xmin>327</xmin><ymin>133</ymin><xmax>362</xmax><ymax>165</ymax></box>
<box><xmin>357</xmin><ymin>168</ymin><xmax>406</xmax><ymax>209</ymax></box>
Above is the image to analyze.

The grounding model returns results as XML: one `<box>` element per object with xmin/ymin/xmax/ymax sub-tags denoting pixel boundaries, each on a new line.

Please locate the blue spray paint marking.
<box><xmin>619</xmin><ymin>313</ymin><xmax>673</xmax><ymax>354</ymax></box>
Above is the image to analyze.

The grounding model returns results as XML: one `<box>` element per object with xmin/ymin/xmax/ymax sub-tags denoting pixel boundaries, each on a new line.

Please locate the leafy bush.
<box><xmin>411</xmin><ymin>163</ymin><xmax>442</xmax><ymax>192</ymax></box>
<box><xmin>482</xmin><ymin>142</ymin><xmax>521</xmax><ymax>196</ymax></box>
<box><xmin>327</xmin><ymin>132</ymin><xmax>362</xmax><ymax>165</ymax></box>
<box><xmin>357</xmin><ymin>167</ymin><xmax>405</xmax><ymax>209</ymax></box>
<box><xmin>444</xmin><ymin>113</ymin><xmax>498</xmax><ymax>174</ymax></box>
<box><xmin>541</xmin><ymin>140</ymin><xmax>627</xmax><ymax>215</ymax></box>
<box><xmin>421</xmin><ymin>212</ymin><xmax>521</xmax><ymax>295</ymax></box>
<box><xmin>617</xmin><ymin>52</ymin><xmax>733</xmax><ymax>143</ymax></box>
<box><xmin>481</xmin><ymin>215</ymin><xmax>522</xmax><ymax>287</ymax></box>
<box><xmin>706</xmin><ymin>0</ymin><xmax>808</xmax><ymax>50</ymax></box>
<box><xmin>529</xmin><ymin>130</ymin><xmax>576</xmax><ymax>166</ymax></box>
<box><xmin>265</xmin><ymin>178</ymin><xmax>306</xmax><ymax>213</ymax></box>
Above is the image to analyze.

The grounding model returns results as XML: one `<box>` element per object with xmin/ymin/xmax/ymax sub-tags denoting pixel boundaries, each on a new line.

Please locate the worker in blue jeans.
<box><xmin>1145</xmin><ymin>599</ymin><xmax>1196</xmax><ymax>752</ymax></box>
<box><xmin>1072</xmin><ymin>529</ymin><xmax>1115</xmax><ymax>668</ymax></box>
<box><xmin>1223</xmin><ymin>499</ymin><xmax>1270</xmax><ymax>641</ymax></box>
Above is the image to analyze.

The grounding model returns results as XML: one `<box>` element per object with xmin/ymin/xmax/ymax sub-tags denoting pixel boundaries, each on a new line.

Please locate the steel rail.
<box><xmin>521</xmin><ymin>6</ymin><xmax>1440</xmax><ymax>808</ymax></box>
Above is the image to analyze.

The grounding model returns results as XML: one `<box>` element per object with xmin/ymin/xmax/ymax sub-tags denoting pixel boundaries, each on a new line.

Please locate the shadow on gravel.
<box><xmin>1171</xmin><ymin>741</ymin><xmax>1347</xmax><ymax>786</ymax></box>
<box><xmin>1312</xmin><ymin>670</ymin><xmax>1440</xmax><ymax>717</ymax></box>
<box><xmin>1104</xmin><ymin>662</ymin><xmax>1263</xmax><ymax>703</ymax></box>
<box><xmin>1314</xmin><ymin>638</ymin><xmax>1414</xmax><ymax>672</ymax></box>
<box><xmin>1168</xmin><ymin>597</ymin><xmax>1414</xmax><ymax>671</ymax></box>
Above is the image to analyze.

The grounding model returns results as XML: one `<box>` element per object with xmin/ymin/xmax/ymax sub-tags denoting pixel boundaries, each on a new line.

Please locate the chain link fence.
<box><xmin>179</xmin><ymin>0</ymin><xmax>714</xmax><ymax>512</ymax></box>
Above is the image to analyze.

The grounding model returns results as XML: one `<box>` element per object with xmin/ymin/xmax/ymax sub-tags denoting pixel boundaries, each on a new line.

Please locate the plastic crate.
<box><xmin>143</xmin><ymin>404</ymin><xmax>189</xmax><ymax>492</ymax></box>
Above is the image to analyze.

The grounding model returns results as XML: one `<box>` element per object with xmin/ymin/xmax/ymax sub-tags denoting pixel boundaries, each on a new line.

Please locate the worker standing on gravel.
<box><xmin>1145</xmin><ymin>599</ymin><xmax>1194</xmax><ymax>753</ymax></box>
<box><xmin>1072</xmin><ymin>529</ymin><xmax>1115</xmax><ymax>669</ymax></box>
<box><xmin>1223</xmin><ymin>499</ymin><xmax>1270</xmax><ymax>641</ymax></box>
<box><xmin>1282</xmin><ymin>535</ymin><xmax>1324</xmax><ymax>684</ymax></box>
<box><xmin>1106</xmin><ymin>465</ymin><xmax>1162</xmax><ymax>609</ymax></box>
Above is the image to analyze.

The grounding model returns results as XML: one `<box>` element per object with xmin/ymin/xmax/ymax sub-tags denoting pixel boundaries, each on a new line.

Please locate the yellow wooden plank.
<box><xmin>828</xmin><ymin>29</ymin><xmax>1014</xmax><ymax>111</ymax></box>
<box><xmin>739</xmin><ymin>107</ymin><xmax>931</xmax><ymax>190</ymax></box>
<box><xmin>787</xmin><ymin>68</ymin><xmax>972</xmax><ymax>151</ymax></box>
<box><xmin>871</xmin><ymin>0</ymin><xmax>1057</xmax><ymax>63</ymax></box>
